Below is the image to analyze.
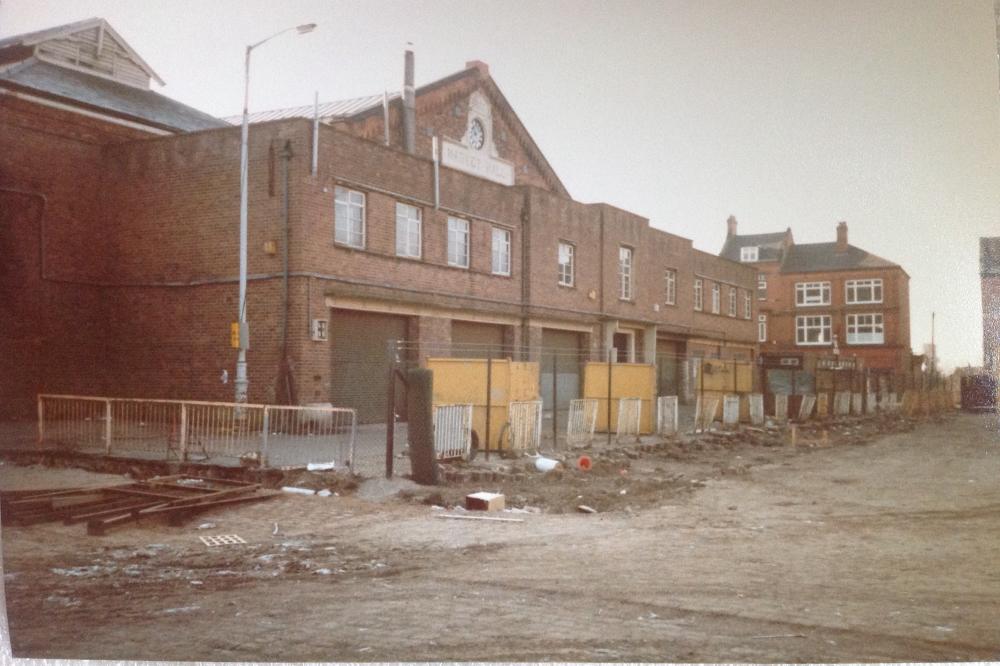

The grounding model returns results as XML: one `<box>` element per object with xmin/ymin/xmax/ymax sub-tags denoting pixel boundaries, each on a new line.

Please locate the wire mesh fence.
<box><xmin>37</xmin><ymin>395</ymin><xmax>356</xmax><ymax>469</ymax></box>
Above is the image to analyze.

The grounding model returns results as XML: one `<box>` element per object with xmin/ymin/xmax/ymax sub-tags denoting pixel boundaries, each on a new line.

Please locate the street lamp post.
<box><xmin>235</xmin><ymin>23</ymin><xmax>316</xmax><ymax>405</ymax></box>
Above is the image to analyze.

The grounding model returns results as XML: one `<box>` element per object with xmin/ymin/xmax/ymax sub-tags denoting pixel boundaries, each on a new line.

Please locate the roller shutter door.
<box><xmin>450</xmin><ymin>321</ymin><xmax>506</xmax><ymax>358</ymax></box>
<box><xmin>328</xmin><ymin>309</ymin><xmax>408</xmax><ymax>424</ymax></box>
<box><xmin>540</xmin><ymin>329</ymin><xmax>582</xmax><ymax>412</ymax></box>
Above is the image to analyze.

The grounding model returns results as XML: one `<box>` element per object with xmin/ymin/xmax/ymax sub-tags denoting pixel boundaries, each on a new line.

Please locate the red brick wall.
<box><xmin>344</xmin><ymin>70</ymin><xmax>562</xmax><ymax>194</ymax></box>
<box><xmin>760</xmin><ymin>266</ymin><xmax>911</xmax><ymax>381</ymax></box>
<box><xmin>982</xmin><ymin>275</ymin><xmax>1000</xmax><ymax>371</ymax></box>
<box><xmin>0</xmin><ymin>97</ymin><xmax>151</xmax><ymax>418</ymax></box>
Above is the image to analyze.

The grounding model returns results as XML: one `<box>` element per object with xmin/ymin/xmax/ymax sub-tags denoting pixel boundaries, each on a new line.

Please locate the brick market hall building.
<box><xmin>1</xmin><ymin>18</ymin><xmax>758</xmax><ymax>422</ymax></box>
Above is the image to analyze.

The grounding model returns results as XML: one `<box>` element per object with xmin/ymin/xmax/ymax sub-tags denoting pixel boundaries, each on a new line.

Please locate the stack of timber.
<box><xmin>0</xmin><ymin>475</ymin><xmax>278</xmax><ymax>535</ymax></box>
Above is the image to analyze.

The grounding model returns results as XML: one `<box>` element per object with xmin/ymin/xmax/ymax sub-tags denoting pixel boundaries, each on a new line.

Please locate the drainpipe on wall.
<box><xmin>402</xmin><ymin>47</ymin><xmax>416</xmax><ymax>155</ymax></box>
<box><xmin>279</xmin><ymin>140</ymin><xmax>296</xmax><ymax>404</ymax></box>
<box><xmin>520</xmin><ymin>189</ymin><xmax>532</xmax><ymax>360</ymax></box>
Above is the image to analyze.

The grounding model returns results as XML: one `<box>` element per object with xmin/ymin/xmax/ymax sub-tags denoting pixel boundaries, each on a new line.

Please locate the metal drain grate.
<box><xmin>199</xmin><ymin>534</ymin><xmax>247</xmax><ymax>547</ymax></box>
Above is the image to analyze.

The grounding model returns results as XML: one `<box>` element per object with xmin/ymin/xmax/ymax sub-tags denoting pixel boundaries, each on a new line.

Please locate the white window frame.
<box><xmin>711</xmin><ymin>284</ymin><xmax>720</xmax><ymax>314</ymax></box>
<box><xmin>728</xmin><ymin>287</ymin><xmax>737</xmax><ymax>317</ymax></box>
<box><xmin>694</xmin><ymin>279</ymin><xmax>703</xmax><ymax>311</ymax></box>
<box><xmin>757</xmin><ymin>273</ymin><xmax>767</xmax><ymax>300</ymax></box>
<box><xmin>758</xmin><ymin>314</ymin><xmax>767</xmax><ymax>342</ymax></box>
<box><xmin>845</xmin><ymin>278</ymin><xmax>883</xmax><ymax>305</ymax></box>
<box><xmin>618</xmin><ymin>246</ymin><xmax>633</xmax><ymax>301</ymax></box>
<box><xmin>795</xmin><ymin>314</ymin><xmax>832</xmax><ymax>346</ymax></box>
<box><xmin>744</xmin><ymin>292</ymin><xmax>752</xmax><ymax>319</ymax></box>
<box><xmin>558</xmin><ymin>242</ymin><xmax>575</xmax><ymax>287</ymax></box>
<box><xmin>395</xmin><ymin>202</ymin><xmax>421</xmax><ymax>258</ymax></box>
<box><xmin>491</xmin><ymin>227</ymin><xmax>511</xmax><ymax>276</ymax></box>
<box><xmin>334</xmin><ymin>187</ymin><xmax>365</xmax><ymax>248</ymax></box>
<box><xmin>664</xmin><ymin>269</ymin><xmax>676</xmax><ymax>305</ymax></box>
<box><xmin>795</xmin><ymin>281</ymin><xmax>831</xmax><ymax>307</ymax></box>
<box><xmin>740</xmin><ymin>246</ymin><xmax>759</xmax><ymax>262</ymax></box>
<box><xmin>447</xmin><ymin>217</ymin><xmax>470</xmax><ymax>268</ymax></box>
<box><xmin>846</xmin><ymin>312</ymin><xmax>884</xmax><ymax>345</ymax></box>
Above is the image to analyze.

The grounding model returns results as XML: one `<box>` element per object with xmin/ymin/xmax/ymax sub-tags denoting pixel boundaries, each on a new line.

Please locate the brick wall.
<box><xmin>0</xmin><ymin>97</ymin><xmax>150</xmax><ymax>418</ymax></box>
<box><xmin>982</xmin><ymin>274</ymin><xmax>1000</xmax><ymax>371</ymax></box>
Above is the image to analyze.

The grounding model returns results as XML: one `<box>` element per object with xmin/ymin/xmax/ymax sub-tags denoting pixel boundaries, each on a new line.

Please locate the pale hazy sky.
<box><xmin>3</xmin><ymin>0</ymin><xmax>998</xmax><ymax>371</ymax></box>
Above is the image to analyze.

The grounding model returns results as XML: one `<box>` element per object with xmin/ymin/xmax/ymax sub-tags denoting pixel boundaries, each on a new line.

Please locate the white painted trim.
<box><xmin>323</xmin><ymin>295</ymin><xmax>520</xmax><ymax>326</ymax></box>
<box><xmin>35</xmin><ymin>52</ymin><xmax>150</xmax><ymax>90</ymax></box>
<box><xmin>527</xmin><ymin>319</ymin><xmax>594</xmax><ymax>333</ymax></box>
<box><xmin>0</xmin><ymin>87</ymin><xmax>172</xmax><ymax>135</ymax></box>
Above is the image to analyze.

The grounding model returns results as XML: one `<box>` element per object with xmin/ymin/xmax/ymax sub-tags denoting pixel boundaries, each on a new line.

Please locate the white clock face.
<box><xmin>468</xmin><ymin>119</ymin><xmax>485</xmax><ymax>150</ymax></box>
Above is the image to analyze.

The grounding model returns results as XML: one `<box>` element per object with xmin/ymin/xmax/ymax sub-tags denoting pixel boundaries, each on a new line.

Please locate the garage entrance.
<box><xmin>540</xmin><ymin>329</ymin><xmax>583</xmax><ymax>417</ymax></box>
<box><xmin>328</xmin><ymin>308</ymin><xmax>408</xmax><ymax>424</ymax></box>
<box><xmin>656</xmin><ymin>339</ymin><xmax>683</xmax><ymax>397</ymax></box>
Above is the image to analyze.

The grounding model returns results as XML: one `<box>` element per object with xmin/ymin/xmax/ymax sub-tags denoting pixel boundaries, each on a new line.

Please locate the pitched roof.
<box><xmin>981</xmin><ymin>237</ymin><xmax>1000</xmax><ymax>276</ymax></box>
<box><xmin>223</xmin><ymin>92</ymin><xmax>398</xmax><ymax>125</ymax></box>
<box><xmin>0</xmin><ymin>59</ymin><xmax>226</xmax><ymax>132</ymax></box>
<box><xmin>0</xmin><ymin>17</ymin><xmax>164</xmax><ymax>86</ymax></box>
<box><xmin>227</xmin><ymin>63</ymin><xmax>570</xmax><ymax>198</ymax></box>
<box><xmin>779</xmin><ymin>242</ymin><xmax>900</xmax><ymax>273</ymax></box>
<box><xmin>719</xmin><ymin>231</ymin><xmax>788</xmax><ymax>262</ymax></box>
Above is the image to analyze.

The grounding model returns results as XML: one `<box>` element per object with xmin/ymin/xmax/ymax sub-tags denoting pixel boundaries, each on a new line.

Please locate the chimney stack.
<box><xmin>726</xmin><ymin>215</ymin><xmax>737</xmax><ymax>237</ymax></box>
<box><xmin>465</xmin><ymin>60</ymin><xmax>490</xmax><ymax>77</ymax></box>
<box><xmin>836</xmin><ymin>221</ymin><xmax>848</xmax><ymax>252</ymax></box>
<box><xmin>402</xmin><ymin>47</ymin><xmax>416</xmax><ymax>155</ymax></box>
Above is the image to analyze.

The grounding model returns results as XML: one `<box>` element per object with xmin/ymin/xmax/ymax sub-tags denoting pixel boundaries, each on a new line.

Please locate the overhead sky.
<box><xmin>2</xmin><ymin>0</ymin><xmax>998</xmax><ymax>371</ymax></box>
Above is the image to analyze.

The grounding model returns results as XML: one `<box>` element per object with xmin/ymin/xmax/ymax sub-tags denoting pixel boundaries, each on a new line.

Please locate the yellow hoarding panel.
<box><xmin>426</xmin><ymin>358</ymin><xmax>539</xmax><ymax>451</ymax></box>
<box><xmin>582</xmin><ymin>362</ymin><xmax>655</xmax><ymax>434</ymax></box>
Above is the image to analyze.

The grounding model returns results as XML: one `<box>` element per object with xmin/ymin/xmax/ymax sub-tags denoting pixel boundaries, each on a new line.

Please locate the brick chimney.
<box><xmin>726</xmin><ymin>215</ymin><xmax>737</xmax><ymax>237</ymax></box>
<box><xmin>465</xmin><ymin>60</ymin><xmax>490</xmax><ymax>77</ymax></box>
<box><xmin>836</xmin><ymin>221</ymin><xmax>848</xmax><ymax>252</ymax></box>
<box><xmin>402</xmin><ymin>47</ymin><xmax>416</xmax><ymax>155</ymax></box>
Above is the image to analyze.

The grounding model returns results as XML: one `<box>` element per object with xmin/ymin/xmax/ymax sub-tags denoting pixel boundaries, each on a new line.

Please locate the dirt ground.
<box><xmin>2</xmin><ymin>412</ymin><xmax>999</xmax><ymax>662</ymax></box>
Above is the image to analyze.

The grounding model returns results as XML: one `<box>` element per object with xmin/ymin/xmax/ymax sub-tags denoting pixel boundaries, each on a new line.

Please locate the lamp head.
<box><xmin>297</xmin><ymin>23</ymin><xmax>317</xmax><ymax>34</ymax></box>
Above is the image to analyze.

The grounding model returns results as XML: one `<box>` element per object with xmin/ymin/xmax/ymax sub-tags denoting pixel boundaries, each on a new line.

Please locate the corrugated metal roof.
<box><xmin>222</xmin><ymin>92</ymin><xmax>400</xmax><ymax>125</ymax></box>
<box><xmin>981</xmin><ymin>237</ymin><xmax>1000</xmax><ymax>275</ymax></box>
<box><xmin>0</xmin><ymin>59</ymin><xmax>226</xmax><ymax>132</ymax></box>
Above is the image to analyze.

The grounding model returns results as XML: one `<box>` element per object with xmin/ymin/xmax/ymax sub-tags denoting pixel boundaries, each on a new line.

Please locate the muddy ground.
<box><xmin>2</xmin><ymin>412</ymin><xmax>999</xmax><ymax>662</ymax></box>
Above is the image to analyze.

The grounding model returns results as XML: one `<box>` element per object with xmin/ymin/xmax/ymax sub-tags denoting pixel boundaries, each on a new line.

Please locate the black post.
<box><xmin>607</xmin><ymin>347</ymin><xmax>613</xmax><ymax>446</ymax></box>
<box><xmin>485</xmin><ymin>352</ymin><xmax>492</xmax><ymax>460</ymax></box>
<box><xmin>385</xmin><ymin>339</ymin><xmax>397</xmax><ymax>479</ymax></box>
<box><xmin>552</xmin><ymin>352</ymin><xmax>558</xmax><ymax>447</ymax></box>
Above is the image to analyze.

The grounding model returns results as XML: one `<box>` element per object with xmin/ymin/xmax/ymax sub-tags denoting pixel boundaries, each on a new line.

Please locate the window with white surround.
<box><xmin>728</xmin><ymin>287</ymin><xmax>737</xmax><ymax>316</ymax></box>
<box><xmin>694</xmin><ymin>279</ymin><xmax>703</xmax><ymax>311</ymax></box>
<box><xmin>711</xmin><ymin>284</ymin><xmax>720</xmax><ymax>314</ymax></box>
<box><xmin>446</xmin><ymin>217</ymin><xmax>470</xmax><ymax>268</ymax></box>
<box><xmin>491</xmin><ymin>227</ymin><xmax>510</xmax><ymax>276</ymax></box>
<box><xmin>796</xmin><ymin>314</ymin><xmax>832</xmax><ymax>345</ymax></box>
<box><xmin>744</xmin><ymin>292</ymin><xmax>752</xmax><ymax>319</ymax></box>
<box><xmin>846</xmin><ymin>279</ymin><xmax>883</xmax><ymax>304</ymax></box>
<box><xmin>757</xmin><ymin>273</ymin><xmax>767</xmax><ymax>300</ymax></box>
<box><xmin>558</xmin><ymin>242</ymin><xmax>574</xmax><ymax>286</ymax></box>
<box><xmin>846</xmin><ymin>313</ymin><xmax>884</xmax><ymax>344</ymax></box>
<box><xmin>740</xmin><ymin>246</ymin><xmax>759</xmax><ymax>262</ymax></box>
<box><xmin>334</xmin><ymin>187</ymin><xmax>365</xmax><ymax>248</ymax></box>
<box><xmin>795</xmin><ymin>281</ymin><xmax>831</xmax><ymax>306</ymax></box>
<box><xmin>618</xmin><ymin>246</ymin><xmax>633</xmax><ymax>300</ymax></box>
<box><xmin>664</xmin><ymin>269</ymin><xmax>676</xmax><ymax>305</ymax></box>
<box><xmin>395</xmin><ymin>203</ymin><xmax>421</xmax><ymax>258</ymax></box>
<box><xmin>758</xmin><ymin>314</ymin><xmax>767</xmax><ymax>342</ymax></box>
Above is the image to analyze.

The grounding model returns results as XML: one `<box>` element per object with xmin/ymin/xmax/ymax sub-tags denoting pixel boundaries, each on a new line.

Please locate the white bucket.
<box><xmin>534</xmin><ymin>456</ymin><xmax>560</xmax><ymax>472</ymax></box>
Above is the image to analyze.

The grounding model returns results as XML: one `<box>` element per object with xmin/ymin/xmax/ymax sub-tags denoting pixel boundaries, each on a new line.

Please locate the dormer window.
<box><xmin>740</xmin><ymin>246</ymin><xmax>759</xmax><ymax>262</ymax></box>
